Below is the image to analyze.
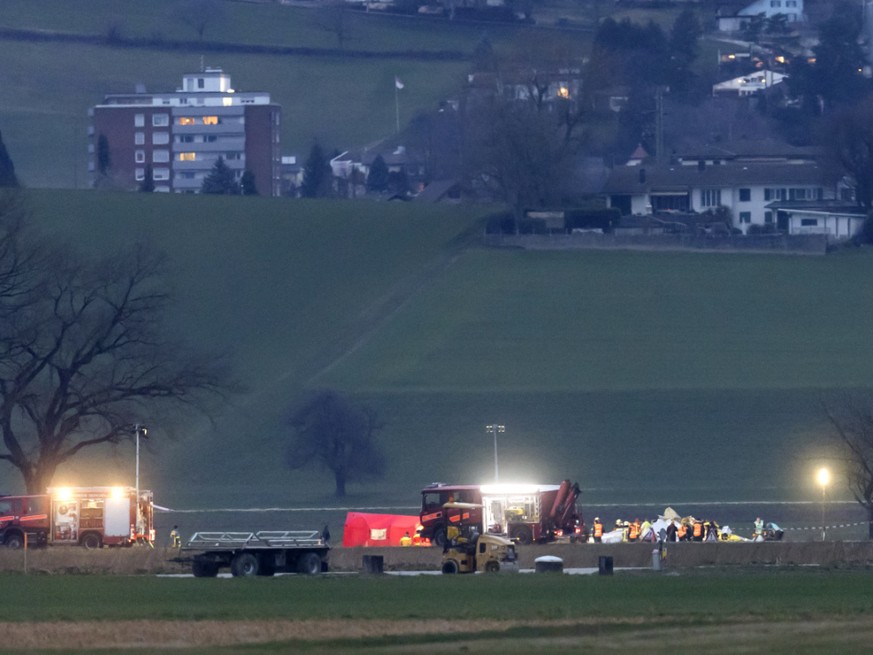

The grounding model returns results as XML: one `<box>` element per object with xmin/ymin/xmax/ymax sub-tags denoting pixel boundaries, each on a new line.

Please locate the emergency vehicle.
<box><xmin>0</xmin><ymin>486</ymin><xmax>155</xmax><ymax>549</ymax></box>
<box><xmin>420</xmin><ymin>480</ymin><xmax>585</xmax><ymax>546</ymax></box>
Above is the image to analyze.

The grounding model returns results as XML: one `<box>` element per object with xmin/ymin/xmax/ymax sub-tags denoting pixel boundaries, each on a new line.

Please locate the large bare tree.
<box><xmin>822</xmin><ymin>391</ymin><xmax>873</xmax><ymax>539</ymax></box>
<box><xmin>0</xmin><ymin>196</ymin><xmax>233</xmax><ymax>493</ymax></box>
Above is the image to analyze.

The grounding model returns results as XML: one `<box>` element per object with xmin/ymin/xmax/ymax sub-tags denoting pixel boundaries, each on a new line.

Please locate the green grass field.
<box><xmin>2</xmin><ymin>570</ymin><xmax>873</xmax><ymax>653</ymax></box>
<box><xmin>4</xmin><ymin>190</ymin><xmax>870</xmax><ymax>533</ymax></box>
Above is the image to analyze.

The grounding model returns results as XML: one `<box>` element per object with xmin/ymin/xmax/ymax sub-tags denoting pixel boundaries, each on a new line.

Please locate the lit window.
<box><xmin>152</xmin><ymin>132</ymin><xmax>169</xmax><ymax>145</ymax></box>
<box><xmin>152</xmin><ymin>114</ymin><xmax>169</xmax><ymax>127</ymax></box>
<box><xmin>179</xmin><ymin>152</ymin><xmax>196</xmax><ymax>161</ymax></box>
<box><xmin>153</xmin><ymin>150</ymin><xmax>169</xmax><ymax>163</ymax></box>
<box><xmin>134</xmin><ymin>114</ymin><xmax>145</xmax><ymax>127</ymax></box>
<box><xmin>153</xmin><ymin>168</ymin><xmax>170</xmax><ymax>181</ymax></box>
<box><xmin>178</xmin><ymin>117</ymin><xmax>196</xmax><ymax>126</ymax></box>
<box><xmin>134</xmin><ymin>132</ymin><xmax>145</xmax><ymax>145</ymax></box>
<box><xmin>135</xmin><ymin>150</ymin><xmax>145</xmax><ymax>163</ymax></box>
<box><xmin>222</xmin><ymin>97</ymin><xmax>233</xmax><ymax>107</ymax></box>
<box><xmin>202</xmin><ymin>116</ymin><xmax>219</xmax><ymax>125</ymax></box>
<box><xmin>557</xmin><ymin>86</ymin><xmax>570</xmax><ymax>99</ymax></box>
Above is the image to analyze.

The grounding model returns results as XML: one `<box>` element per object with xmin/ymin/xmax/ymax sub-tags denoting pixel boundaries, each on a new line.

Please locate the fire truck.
<box><xmin>0</xmin><ymin>486</ymin><xmax>155</xmax><ymax>549</ymax></box>
<box><xmin>419</xmin><ymin>480</ymin><xmax>584</xmax><ymax>546</ymax></box>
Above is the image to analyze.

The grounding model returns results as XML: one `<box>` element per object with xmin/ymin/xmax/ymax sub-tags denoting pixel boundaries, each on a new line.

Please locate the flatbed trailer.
<box><xmin>182</xmin><ymin>530</ymin><xmax>329</xmax><ymax>577</ymax></box>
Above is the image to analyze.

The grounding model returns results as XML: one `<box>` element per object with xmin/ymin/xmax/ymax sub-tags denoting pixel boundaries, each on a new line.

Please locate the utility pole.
<box><xmin>485</xmin><ymin>424</ymin><xmax>505</xmax><ymax>482</ymax></box>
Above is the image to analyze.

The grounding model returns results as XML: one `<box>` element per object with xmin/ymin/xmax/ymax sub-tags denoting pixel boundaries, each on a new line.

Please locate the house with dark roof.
<box><xmin>716</xmin><ymin>0</ymin><xmax>805</xmax><ymax>32</ymax></box>
<box><xmin>766</xmin><ymin>200</ymin><xmax>866</xmax><ymax>241</ymax></box>
<box><xmin>603</xmin><ymin>161</ymin><xmax>834</xmax><ymax>233</ymax></box>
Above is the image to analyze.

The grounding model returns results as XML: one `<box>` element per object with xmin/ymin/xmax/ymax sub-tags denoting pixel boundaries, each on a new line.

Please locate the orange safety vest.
<box><xmin>693</xmin><ymin>522</ymin><xmax>703</xmax><ymax>538</ymax></box>
<box><xmin>677</xmin><ymin>524</ymin><xmax>687</xmax><ymax>539</ymax></box>
<box><xmin>628</xmin><ymin>523</ymin><xmax>640</xmax><ymax>540</ymax></box>
<box><xmin>593</xmin><ymin>522</ymin><xmax>603</xmax><ymax>538</ymax></box>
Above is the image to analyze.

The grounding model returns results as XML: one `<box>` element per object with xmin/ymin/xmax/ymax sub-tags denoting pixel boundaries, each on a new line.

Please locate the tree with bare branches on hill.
<box><xmin>0</xmin><ymin>193</ymin><xmax>236</xmax><ymax>493</ymax></box>
<box><xmin>823</xmin><ymin>391</ymin><xmax>873</xmax><ymax>540</ymax></box>
<box><xmin>286</xmin><ymin>390</ymin><xmax>385</xmax><ymax>498</ymax></box>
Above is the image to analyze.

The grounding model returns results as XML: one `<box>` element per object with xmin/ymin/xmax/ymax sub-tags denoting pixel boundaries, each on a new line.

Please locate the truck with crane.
<box><xmin>419</xmin><ymin>480</ymin><xmax>584</xmax><ymax>546</ymax></box>
<box><xmin>0</xmin><ymin>486</ymin><xmax>155</xmax><ymax>549</ymax></box>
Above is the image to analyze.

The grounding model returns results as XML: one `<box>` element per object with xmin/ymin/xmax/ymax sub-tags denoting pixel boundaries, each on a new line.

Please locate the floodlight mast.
<box><xmin>133</xmin><ymin>424</ymin><xmax>149</xmax><ymax>534</ymax></box>
<box><xmin>485</xmin><ymin>424</ymin><xmax>505</xmax><ymax>482</ymax></box>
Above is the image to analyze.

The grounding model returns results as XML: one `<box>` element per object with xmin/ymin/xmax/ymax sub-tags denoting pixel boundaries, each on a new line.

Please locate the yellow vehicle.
<box><xmin>441</xmin><ymin>532</ymin><xmax>518</xmax><ymax>574</ymax></box>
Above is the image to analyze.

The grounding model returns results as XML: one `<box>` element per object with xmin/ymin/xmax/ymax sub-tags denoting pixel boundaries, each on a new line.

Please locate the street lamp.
<box><xmin>133</xmin><ymin>424</ymin><xmax>148</xmax><ymax>534</ymax></box>
<box><xmin>485</xmin><ymin>424</ymin><xmax>504</xmax><ymax>482</ymax></box>
<box><xmin>816</xmin><ymin>466</ymin><xmax>830</xmax><ymax>542</ymax></box>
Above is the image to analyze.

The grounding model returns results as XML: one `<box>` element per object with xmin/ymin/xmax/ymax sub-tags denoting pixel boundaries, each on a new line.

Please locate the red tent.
<box><xmin>342</xmin><ymin>512</ymin><xmax>421</xmax><ymax>547</ymax></box>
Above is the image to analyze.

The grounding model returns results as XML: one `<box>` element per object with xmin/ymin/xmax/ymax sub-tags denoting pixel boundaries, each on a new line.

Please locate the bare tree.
<box><xmin>464</xmin><ymin>98</ymin><xmax>575</xmax><ymax>224</ymax></box>
<box><xmin>286</xmin><ymin>390</ymin><xmax>385</xmax><ymax>498</ymax></box>
<box><xmin>0</xmin><ymin>204</ymin><xmax>234</xmax><ymax>493</ymax></box>
<box><xmin>822</xmin><ymin>391</ymin><xmax>873</xmax><ymax>539</ymax></box>
<box><xmin>822</xmin><ymin>94</ymin><xmax>873</xmax><ymax>211</ymax></box>
<box><xmin>316</xmin><ymin>0</ymin><xmax>353</xmax><ymax>50</ymax></box>
<box><xmin>175</xmin><ymin>0</ymin><xmax>226</xmax><ymax>41</ymax></box>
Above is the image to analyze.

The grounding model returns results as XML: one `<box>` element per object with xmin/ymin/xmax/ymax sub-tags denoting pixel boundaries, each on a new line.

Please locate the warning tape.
<box><xmin>785</xmin><ymin>521</ymin><xmax>868</xmax><ymax>531</ymax></box>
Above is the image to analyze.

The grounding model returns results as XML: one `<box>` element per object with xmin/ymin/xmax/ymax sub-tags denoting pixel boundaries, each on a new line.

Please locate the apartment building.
<box><xmin>89</xmin><ymin>68</ymin><xmax>281</xmax><ymax>195</ymax></box>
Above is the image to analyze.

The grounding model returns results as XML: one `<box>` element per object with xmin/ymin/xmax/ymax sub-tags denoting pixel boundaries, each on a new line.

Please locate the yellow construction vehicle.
<box><xmin>441</xmin><ymin>531</ymin><xmax>518</xmax><ymax>574</ymax></box>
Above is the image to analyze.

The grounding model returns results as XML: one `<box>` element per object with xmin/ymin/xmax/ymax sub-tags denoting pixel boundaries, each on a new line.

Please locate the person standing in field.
<box><xmin>170</xmin><ymin>526</ymin><xmax>181</xmax><ymax>548</ymax></box>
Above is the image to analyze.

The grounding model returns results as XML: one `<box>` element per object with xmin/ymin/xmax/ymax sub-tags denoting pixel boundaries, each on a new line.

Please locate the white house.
<box><xmin>717</xmin><ymin>0</ymin><xmax>804</xmax><ymax>32</ymax></box>
<box><xmin>712</xmin><ymin>71</ymin><xmax>787</xmax><ymax>97</ymax></box>
<box><xmin>768</xmin><ymin>201</ymin><xmax>867</xmax><ymax>241</ymax></box>
<box><xmin>603</xmin><ymin>162</ymin><xmax>833</xmax><ymax>233</ymax></box>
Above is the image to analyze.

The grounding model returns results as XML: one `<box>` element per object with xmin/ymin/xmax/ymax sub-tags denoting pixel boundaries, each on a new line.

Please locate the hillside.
<box><xmin>10</xmin><ymin>191</ymin><xmax>873</xmax><ymax>532</ymax></box>
<box><xmin>0</xmin><ymin>0</ymin><xmax>584</xmax><ymax>189</ymax></box>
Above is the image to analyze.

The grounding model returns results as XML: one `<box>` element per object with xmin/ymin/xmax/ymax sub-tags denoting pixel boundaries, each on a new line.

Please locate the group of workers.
<box><xmin>590</xmin><ymin>515</ymin><xmax>780</xmax><ymax>543</ymax></box>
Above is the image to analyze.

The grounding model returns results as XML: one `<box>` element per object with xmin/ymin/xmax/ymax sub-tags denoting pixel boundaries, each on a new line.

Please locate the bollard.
<box><xmin>535</xmin><ymin>556</ymin><xmax>563</xmax><ymax>574</ymax></box>
<box><xmin>361</xmin><ymin>555</ymin><xmax>384</xmax><ymax>575</ymax></box>
<box><xmin>652</xmin><ymin>548</ymin><xmax>662</xmax><ymax>571</ymax></box>
<box><xmin>598</xmin><ymin>555</ymin><xmax>613</xmax><ymax>576</ymax></box>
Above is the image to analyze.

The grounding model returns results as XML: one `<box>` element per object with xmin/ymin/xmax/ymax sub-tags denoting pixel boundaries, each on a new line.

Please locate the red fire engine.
<box><xmin>420</xmin><ymin>480</ymin><xmax>584</xmax><ymax>546</ymax></box>
<box><xmin>0</xmin><ymin>486</ymin><xmax>155</xmax><ymax>549</ymax></box>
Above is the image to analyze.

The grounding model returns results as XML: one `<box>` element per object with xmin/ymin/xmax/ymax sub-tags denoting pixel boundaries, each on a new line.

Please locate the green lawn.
<box><xmin>7</xmin><ymin>190</ymin><xmax>871</xmax><ymax>521</ymax></box>
<box><xmin>2</xmin><ymin>571</ymin><xmax>873</xmax><ymax>654</ymax></box>
<box><xmin>2</xmin><ymin>569</ymin><xmax>872</xmax><ymax>621</ymax></box>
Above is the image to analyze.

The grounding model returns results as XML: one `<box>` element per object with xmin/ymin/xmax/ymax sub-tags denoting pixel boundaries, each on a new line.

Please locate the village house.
<box><xmin>603</xmin><ymin>161</ymin><xmax>833</xmax><ymax>234</ymax></box>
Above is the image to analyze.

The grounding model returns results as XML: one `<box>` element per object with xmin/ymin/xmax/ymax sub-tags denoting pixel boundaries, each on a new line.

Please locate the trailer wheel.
<box><xmin>81</xmin><ymin>533</ymin><xmax>102</xmax><ymax>550</ymax></box>
<box><xmin>4</xmin><ymin>532</ymin><xmax>23</xmax><ymax>550</ymax></box>
<box><xmin>231</xmin><ymin>552</ymin><xmax>260</xmax><ymax>577</ymax></box>
<box><xmin>510</xmin><ymin>525</ymin><xmax>532</xmax><ymax>545</ymax></box>
<box><xmin>441</xmin><ymin>559</ymin><xmax>459</xmax><ymax>574</ymax></box>
<box><xmin>484</xmin><ymin>560</ymin><xmax>500</xmax><ymax>573</ymax></box>
<box><xmin>192</xmin><ymin>558</ymin><xmax>219</xmax><ymax>578</ymax></box>
<box><xmin>297</xmin><ymin>552</ymin><xmax>322</xmax><ymax>575</ymax></box>
<box><xmin>432</xmin><ymin>527</ymin><xmax>447</xmax><ymax>549</ymax></box>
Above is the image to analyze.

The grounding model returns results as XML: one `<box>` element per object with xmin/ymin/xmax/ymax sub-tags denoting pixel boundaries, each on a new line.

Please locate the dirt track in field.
<box><xmin>6</xmin><ymin>617</ymin><xmax>873</xmax><ymax>651</ymax></box>
<box><xmin>0</xmin><ymin>618</ymin><xmax>588</xmax><ymax>649</ymax></box>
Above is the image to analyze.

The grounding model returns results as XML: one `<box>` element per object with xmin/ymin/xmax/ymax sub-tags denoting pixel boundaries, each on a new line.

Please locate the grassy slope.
<box><xmin>5</xmin><ymin>571</ymin><xmax>873</xmax><ymax>655</ymax></box>
<box><xmin>0</xmin><ymin>0</ymin><xmax>562</xmax><ymax>189</ymax></box>
<box><xmin>3</xmin><ymin>570</ymin><xmax>873</xmax><ymax>621</ymax></box>
<box><xmin>11</xmin><ymin>190</ymin><xmax>873</xmax><ymax>526</ymax></box>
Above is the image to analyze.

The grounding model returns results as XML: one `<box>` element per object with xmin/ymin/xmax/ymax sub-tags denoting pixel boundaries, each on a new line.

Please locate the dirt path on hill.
<box><xmin>300</xmin><ymin>223</ymin><xmax>482</xmax><ymax>386</ymax></box>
